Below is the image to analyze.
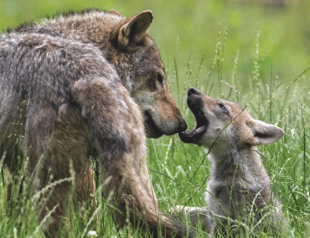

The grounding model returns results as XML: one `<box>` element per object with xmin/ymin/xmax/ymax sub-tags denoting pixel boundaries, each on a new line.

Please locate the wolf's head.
<box><xmin>43</xmin><ymin>9</ymin><xmax>187</xmax><ymax>138</ymax></box>
<box><xmin>179</xmin><ymin>88</ymin><xmax>284</xmax><ymax>150</ymax></box>
<box><xmin>109</xmin><ymin>10</ymin><xmax>187</xmax><ymax>138</ymax></box>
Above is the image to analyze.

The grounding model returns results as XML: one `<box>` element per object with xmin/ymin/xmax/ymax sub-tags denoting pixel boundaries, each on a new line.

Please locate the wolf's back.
<box><xmin>0</xmin><ymin>32</ymin><xmax>118</xmax><ymax>161</ymax></box>
<box><xmin>0</xmin><ymin>32</ymin><xmax>117</xmax><ymax>111</ymax></box>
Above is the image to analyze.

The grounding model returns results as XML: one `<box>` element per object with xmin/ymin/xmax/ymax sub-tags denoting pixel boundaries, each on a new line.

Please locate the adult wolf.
<box><xmin>175</xmin><ymin>88</ymin><xmax>286</xmax><ymax>236</ymax></box>
<box><xmin>0</xmin><ymin>9</ymin><xmax>191</xmax><ymax>237</ymax></box>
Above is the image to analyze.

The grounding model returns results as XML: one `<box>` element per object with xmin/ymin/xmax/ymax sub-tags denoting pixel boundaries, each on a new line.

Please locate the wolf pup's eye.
<box><xmin>218</xmin><ymin>103</ymin><xmax>230</xmax><ymax>114</ymax></box>
<box><xmin>218</xmin><ymin>103</ymin><xmax>226</xmax><ymax>110</ymax></box>
<box><xmin>157</xmin><ymin>73</ymin><xmax>164</xmax><ymax>84</ymax></box>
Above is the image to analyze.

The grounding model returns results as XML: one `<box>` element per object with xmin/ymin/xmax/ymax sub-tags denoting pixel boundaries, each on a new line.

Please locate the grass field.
<box><xmin>0</xmin><ymin>0</ymin><xmax>310</xmax><ymax>237</ymax></box>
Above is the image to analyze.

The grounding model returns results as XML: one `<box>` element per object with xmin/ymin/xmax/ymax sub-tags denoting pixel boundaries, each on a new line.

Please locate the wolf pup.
<box><xmin>177</xmin><ymin>87</ymin><xmax>285</xmax><ymax>236</ymax></box>
<box><xmin>0</xmin><ymin>9</ymin><xmax>191</xmax><ymax>237</ymax></box>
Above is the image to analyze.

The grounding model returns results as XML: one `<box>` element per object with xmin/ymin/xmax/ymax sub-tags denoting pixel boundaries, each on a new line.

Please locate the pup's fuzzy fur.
<box><xmin>175</xmin><ymin>88</ymin><xmax>285</xmax><ymax>236</ymax></box>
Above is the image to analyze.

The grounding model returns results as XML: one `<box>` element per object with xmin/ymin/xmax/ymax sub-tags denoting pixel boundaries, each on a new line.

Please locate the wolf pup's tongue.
<box><xmin>178</xmin><ymin>125</ymin><xmax>207</xmax><ymax>143</ymax></box>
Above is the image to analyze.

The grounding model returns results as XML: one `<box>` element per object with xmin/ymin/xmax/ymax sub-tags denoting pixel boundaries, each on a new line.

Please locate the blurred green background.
<box><xmin>1</xmin><ymin>0</ymin><xmax>310</xmax><ymax>90</ymax></box>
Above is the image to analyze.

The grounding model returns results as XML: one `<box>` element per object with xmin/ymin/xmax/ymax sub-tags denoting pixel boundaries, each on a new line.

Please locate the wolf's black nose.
<box><xmin>178</xmin><ymin>119</ymin><xmax>188</xmax><ymax>132</ymax></box>
<box><xmin>188</xmin><ymin>87</ymin><xmax>200</xmax><ymax>96</ymax></box>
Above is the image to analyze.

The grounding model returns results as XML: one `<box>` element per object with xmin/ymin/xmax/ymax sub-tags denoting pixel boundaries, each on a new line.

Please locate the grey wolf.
<box><xmin>175</xmin><ymin>87</ymin><xmax>285</xmax><ymax>236</ymax></box>
<box><xmin>0</xmin><ymin>9</ymin><xmax>191</xmax><ymax>237</ymax></box>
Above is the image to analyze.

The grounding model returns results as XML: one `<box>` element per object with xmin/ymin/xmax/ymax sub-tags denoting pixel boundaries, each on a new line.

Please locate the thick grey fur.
<box><xmin>0</xmin><ymin>9</ymin><xmax>191</xmax><ymax>238</ymax></box>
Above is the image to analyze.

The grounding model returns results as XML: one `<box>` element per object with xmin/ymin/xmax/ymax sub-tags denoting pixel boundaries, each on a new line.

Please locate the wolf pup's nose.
<box><xmin>188</xmin><ymin>87</ymin><xmax>200</xmax><ymax>96</ymax></box>
<box><xmin>178</xmin><ymin>119</ymin><xmax>188</xmax><ymax>132</ymax></box>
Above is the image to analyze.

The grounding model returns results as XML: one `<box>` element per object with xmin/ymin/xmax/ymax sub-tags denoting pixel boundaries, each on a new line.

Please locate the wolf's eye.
<box><xmin>157</xmin><ymin>73</ymin><xmax>164</xmax><ymax>84</ymax></box>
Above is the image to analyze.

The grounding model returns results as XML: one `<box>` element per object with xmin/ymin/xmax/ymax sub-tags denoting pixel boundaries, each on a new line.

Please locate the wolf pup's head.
<box><xmin>179</xmin><ymin>87</ymin><xmax>284</xmax><ymax>150</ymax></box>
<box><xmin>109</xmin><ymin>10</ymin><xmax>187</xmax><ymax>138</ymax></box>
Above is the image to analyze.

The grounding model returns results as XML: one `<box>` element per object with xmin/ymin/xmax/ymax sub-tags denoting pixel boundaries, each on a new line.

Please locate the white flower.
<box><xmin>87</xmin><ymin>230</ymin><xmax>98</xmax><ymax>237</ymax></box>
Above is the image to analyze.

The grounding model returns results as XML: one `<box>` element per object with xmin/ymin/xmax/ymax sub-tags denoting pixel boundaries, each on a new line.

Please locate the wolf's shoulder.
<box><xmin>0</xmin><ymin>32</ymin><xmax>117</xmax><ymax>82</ymax></box>
<box><xmin>0</xmin><ymin>32</ymin><xmax>102</xmax><ymax>57</ymax></box>
<box><xmin>5</xmin><ymin>9</ymin><xmax>124</xmax><ymax>35</ymax></box>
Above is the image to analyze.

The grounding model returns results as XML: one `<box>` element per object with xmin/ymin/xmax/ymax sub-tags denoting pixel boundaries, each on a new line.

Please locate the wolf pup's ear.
<box><xmin>111</xmin><ymin>10</ymin><xmax>153</xmax><ymax>51</ymax></box>
<box><xmin>247</xmin><ymin>119</ymin><xmax>284</xmax><ymax>146</ymax></box>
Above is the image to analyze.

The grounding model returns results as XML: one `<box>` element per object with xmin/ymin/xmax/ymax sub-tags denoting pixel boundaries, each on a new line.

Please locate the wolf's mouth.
<box><xmin>179</xmin><ymin>94</ymin><xmax>208</xmax><ymax>144</ymax></box>
<box><xmin>144</xmin><ymin>111</ymin><xmax>164</xmax><ymax>138</ymax></box>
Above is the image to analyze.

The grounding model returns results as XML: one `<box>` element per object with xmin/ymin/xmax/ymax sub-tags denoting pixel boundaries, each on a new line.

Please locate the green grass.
<box><xmin>1</xmin><ymin>0</ymin><xmax>310</xmax><ymax>237</ymax></box>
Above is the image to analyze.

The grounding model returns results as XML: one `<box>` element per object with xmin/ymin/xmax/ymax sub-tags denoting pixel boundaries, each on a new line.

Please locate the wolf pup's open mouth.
<box><xmin>179</xmin><ymin>88</ymin><xmax>208</xmax><ymax>144</ymax></box>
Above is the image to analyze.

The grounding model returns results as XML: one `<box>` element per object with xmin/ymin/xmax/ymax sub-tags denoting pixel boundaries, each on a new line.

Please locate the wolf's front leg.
<box><xmin>26</xmin><ymin>104</ymin><xmax>92</xmax><ymax>238</ymax></box>
<box><xmin>73</xmin><ymin>77</ymin><xmax>194</xmax><ymax>237</ymax></box>
<box><xmin>75</xmin><ymin>164</ymin><xmax>98</xmax><ymax>225</ymax></box>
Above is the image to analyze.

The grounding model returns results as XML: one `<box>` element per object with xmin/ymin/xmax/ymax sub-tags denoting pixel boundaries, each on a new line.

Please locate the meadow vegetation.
<box><xmin>0</xmin><ymin>0</ymin><xmax>309</xmax><ymax>237</ymax></box>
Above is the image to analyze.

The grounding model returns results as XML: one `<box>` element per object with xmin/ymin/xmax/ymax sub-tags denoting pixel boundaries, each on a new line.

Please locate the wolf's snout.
<box><xmin>177</xmin><ymin>119</ymin><xmax>188</xmax><ymax>132</ymax></box>
<box><xmin>188</xmin><ymin>87</ymin><xmax>200</xmax><ymax>96</ymax></box>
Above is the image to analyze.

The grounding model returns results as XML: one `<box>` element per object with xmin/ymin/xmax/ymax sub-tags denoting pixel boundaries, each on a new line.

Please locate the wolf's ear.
<box><xmin>107</xmin><ymin>9</ymin><xmax>122</xmax><ymax>17</ymax></box>
<box><xmin>111</xmin><ymin>10</ymin><xmax>153</xmax><ymax>51</ymax></box>
<box><xmin>247</xmin><ymin>119</ymin><xmax>284</xmax><ymax>146</ymax></box>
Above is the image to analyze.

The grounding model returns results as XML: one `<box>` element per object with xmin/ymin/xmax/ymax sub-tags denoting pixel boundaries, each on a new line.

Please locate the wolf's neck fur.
<box><xmin>42</xmin><ymin>12</ymin><xmax>121</xmax><ymax>52</ymax></box>
<box><xmin>40</xmin><ymin>12</ymin><xmax>137</xmax><ymax>92</ymax></box>
<box><xmin>208</xmin><ymin>146</ymin><xmax>271</xmax><ymax>190</ymax></box>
